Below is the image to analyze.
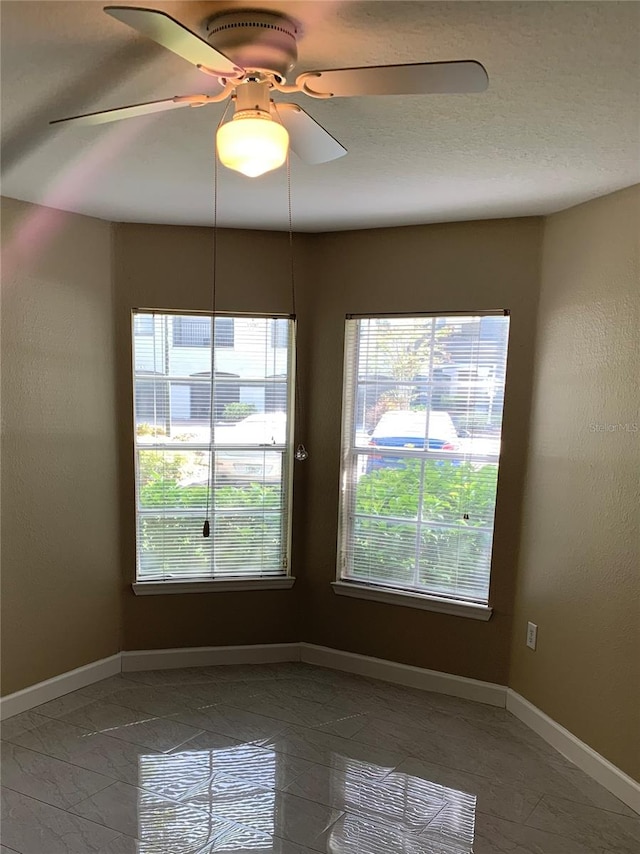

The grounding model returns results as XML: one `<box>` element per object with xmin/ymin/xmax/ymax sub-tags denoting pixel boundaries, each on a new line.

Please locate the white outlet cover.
<box><xmin>527</xmin><ymin>622</ymin><xmax>538</xmax><ymax>650</ymax></box>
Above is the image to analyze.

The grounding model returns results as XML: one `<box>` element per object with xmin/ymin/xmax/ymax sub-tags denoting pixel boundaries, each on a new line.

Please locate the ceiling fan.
<box><xmin>51</xmin><ymin>6</ymin><xmax>489</xmax><ymax>177</ymax></box>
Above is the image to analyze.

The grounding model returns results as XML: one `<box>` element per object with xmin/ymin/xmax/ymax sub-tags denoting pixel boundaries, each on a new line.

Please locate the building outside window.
<box><xmin>172</xmin><ymin>315</ymin><xmax>234</xmax><ymax>348</ymax></box>
<box><xmin>133</xmin><ymin>314</ymin><xmax>154</xmax><ymax>336</ymax></box>
<box><xmin>270</xmin><ymin>318</ymin><xmax>289</xmax><ymax>349</ymax></box>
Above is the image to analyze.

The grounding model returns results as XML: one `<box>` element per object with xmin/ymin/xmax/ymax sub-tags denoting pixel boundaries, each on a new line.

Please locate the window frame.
<box><xmin>336</xmin><ymin>311</ymin><xmax>510</xmax><ymax>619</ymax></box>
<box><xmin>131</xmin><ymin>310</ymin><xmax>297</xmax><ymax>594</ymax></box>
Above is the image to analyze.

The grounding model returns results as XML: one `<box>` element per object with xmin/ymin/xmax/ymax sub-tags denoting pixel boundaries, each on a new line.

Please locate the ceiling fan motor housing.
<box><xmin>206</xmin><ymin>11</ymin><xmax>298</xmax><ymax>82</ymax></box>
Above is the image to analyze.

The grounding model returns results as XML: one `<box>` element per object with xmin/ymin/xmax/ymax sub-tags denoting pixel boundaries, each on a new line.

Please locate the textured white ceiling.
<box><xmin>1</xmin><ymin>1</ymin><xmax>639</xmax><ymax>231</ymax></box>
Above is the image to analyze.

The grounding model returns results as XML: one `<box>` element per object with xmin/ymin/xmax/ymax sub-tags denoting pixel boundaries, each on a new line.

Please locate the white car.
<box><xmin>215</xmin><ymin>412</ymin><xmax>287</xmax><ymax>483</ymax></box>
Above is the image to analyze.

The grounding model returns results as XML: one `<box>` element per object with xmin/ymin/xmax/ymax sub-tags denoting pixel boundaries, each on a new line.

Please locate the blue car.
<box><xmin>366</xmin><ymin>410</ymin><xmax>459</xmax><ymax>472</ymax></box>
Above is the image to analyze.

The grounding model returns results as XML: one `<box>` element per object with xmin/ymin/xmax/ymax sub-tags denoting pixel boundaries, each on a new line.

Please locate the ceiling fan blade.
<box><xmin>275</xmin><ymin>103</ymin><xmax>347</xmax><ymax>164</ymax></box>
<box><xmin>50</xmin><ymin>96</ymin><xmax>203</xmax><ymax>127</ymax></box>
<box><xmin>104</xmin><ymin>6</ymin><xmax>243</xmax><ymax>77</ymax></box>
<box><xmin>298</xmin><ymin>61</ymin><xmax>488</xmax><ymax>98</ymax></box>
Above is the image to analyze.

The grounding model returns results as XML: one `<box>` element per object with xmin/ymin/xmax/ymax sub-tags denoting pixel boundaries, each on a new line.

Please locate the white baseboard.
<box><xmin>121</xmin><ymin>643</ymin><xmax>301</xmax><ymax>672</ymax></box>
<box><xmin>300</xmin><ymin>643</ymin><xmax>507</xmax><ymax>707</ymax></box>
<box><xmin>507</xmin><ymin>689</ymin><xmax>640</xmax><ymax>815</ymax></box>
<box><xmin>0</xmin><ymin>654</ymin><xmax>121</xmax><ymax>721</ymax></box>
<box><xmin>2</xmin><ymin>643</ymin><xmax>636</xmax><ymax>815</ymax></box>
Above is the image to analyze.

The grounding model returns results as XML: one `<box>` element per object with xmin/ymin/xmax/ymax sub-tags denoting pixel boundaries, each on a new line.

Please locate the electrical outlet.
<box><xmin>526</xmin><ymin>621</ymin><xmax>538</xmax><ymax>650</ymax></box>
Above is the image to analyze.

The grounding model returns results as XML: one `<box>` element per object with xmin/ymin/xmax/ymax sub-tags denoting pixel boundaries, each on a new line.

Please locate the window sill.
<box><xmin>132</xmin><ymin>577</ymin><xmax>296</xmax><ymax>596</ymax></box>
<box><xmin>331</xmin><ymin>581</ymin><xmax>492</xmax><ymax>621</ymax></box>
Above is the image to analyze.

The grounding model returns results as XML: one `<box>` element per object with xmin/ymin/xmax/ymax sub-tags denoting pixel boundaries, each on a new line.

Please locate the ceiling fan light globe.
<box><xmin>217</xmin><ymin>114</ymin><xmax>289</xmax><ymax>177</ymax></box>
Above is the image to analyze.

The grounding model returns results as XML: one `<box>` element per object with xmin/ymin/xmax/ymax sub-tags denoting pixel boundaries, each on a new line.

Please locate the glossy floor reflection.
<box><xmin>1</xmin><ymin>663</ymin><xmax>638</xmax><ymax>853</ymax></box>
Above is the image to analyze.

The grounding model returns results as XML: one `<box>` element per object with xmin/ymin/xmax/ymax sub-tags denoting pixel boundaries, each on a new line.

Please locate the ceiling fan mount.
<box><xmin>206</xmin><ymin>10</ymin><xmax>298</xmax><ymax>82</ymax></box>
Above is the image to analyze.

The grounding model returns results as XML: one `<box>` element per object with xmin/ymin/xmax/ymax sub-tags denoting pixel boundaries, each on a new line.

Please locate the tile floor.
<box><xmin>1</xmin><ymin>663</ymin><xmax>638</xmax><ymax>853</ymax></box>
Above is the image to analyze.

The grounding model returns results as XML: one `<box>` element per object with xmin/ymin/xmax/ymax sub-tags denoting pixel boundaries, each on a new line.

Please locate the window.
<box><xmin>270</xmin><ymin>318</ymin><xmax>289</xmax><ymax>349</ymax></box>
<box><xmin>132</xmin><ymin>312</ymin><xmax>295</xmax><ymax>586</ymax></box>
<box><xmin>172</xmin><ymin>316</ymin><xmax>234</xmax><ymax>348</ymax></box>
<box><xmin>338</xmin><ymin>312</ymin><xmax>510</xmax><ymax>608</ymax></box>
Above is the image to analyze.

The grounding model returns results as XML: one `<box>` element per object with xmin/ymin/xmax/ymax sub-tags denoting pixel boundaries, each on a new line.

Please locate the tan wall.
<box><xmin>509</xmin><ymin>186</ymin><xmax>640</xmax><ymax>780</ymax></box>
<box><xmin>4</xmin><ymin>193</ymin><xmax>637</xmax><ymax>783</ymax></box>
<box><xmin>297</xmin><ymin>218</ymin><xmax>543</xmax><ymax>685</ymax></box>
<box><xmin>1</xmin><ymin>197</ymin><xmax>120</xmax><ymax>695</ymax></box>
<box><xmin>113</xmin><ymin>223</ymin><xmax>307</xmax><ymax>650</ymax></box>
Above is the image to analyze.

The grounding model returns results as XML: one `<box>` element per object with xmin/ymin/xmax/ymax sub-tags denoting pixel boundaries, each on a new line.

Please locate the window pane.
<box><xmin>270</xmin><ymin>318</ymin><xmax>290</xmax><ymax>349</ymax></box>
<box><xmin>173</xmin><ymin>316</ymin><xmax>211</xmax><ymax>347</ymax></box>
<box><xmin>215</xmin><ymin>317</ymin><xmax>234</xmax><ymax>348</ymax></box>
<box><xmin>354</xmin><ymin>455</ymin><xmax>421</xmax><ymax>518</ymax></box>
<box><xmin>340</xmin><ymin>313</ymin><xmax>509</xmax><ymax>605</ymax></box>
<box><xmin>419</xmin><ymin>526</ymin><xmax>494</xmax><ymax>601</ymax></box>
<box><xmin>134</xmin><ymin>379</ymin><xmax>289</xmax><ymax>445</ymax></box>
<box><xmin>136</xmin><ymin>503</ymin><xmax>285</xmax><ymax>581</ymax></box>
<box><xmin>171</xmin><ymin>316</ymin><xmax>234</xmax><ymax>348</ymax></box>
<box><xmin>421</xmin><ymin>460</ymin><xmax>498</xmax><ymax>528</ymax></box>
<box><xmin>137</xmin><ymin>449</ymin><xmax>208</xmax><ymax>510</ymax></box>
<box><xmin>216</xmin><ymin>449</ymin><xmax>284</xmax><ymax>485</ymax></box>
<box><xmin>134</xmin><ymin>315</ymin><xmax>154</xmax><ymax>335</ymax></box>
<box><xmin>349</xmin><ymin>517</ymin><xmax>418</xmax><ymax>588</ymax></box>
<box><xmin>132</xmin><ymin>312</ymin><xmax>293</xmax><ymax>582</ymax></box>
<box><xmin>137</xmin><ymin>515</ymin><xmax>211</xmax><ymax>578</ymax></box>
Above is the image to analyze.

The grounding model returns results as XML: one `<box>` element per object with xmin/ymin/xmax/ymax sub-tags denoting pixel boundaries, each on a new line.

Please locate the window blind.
<box><xmin>339</xmin><ymin>313</ymin><xmax>510</xmax><ymax>605</ymax></box>
<box><xmin>132</xmin><ymin>312</ymin><xmax>294</xmax><ymax>583</ymax></box>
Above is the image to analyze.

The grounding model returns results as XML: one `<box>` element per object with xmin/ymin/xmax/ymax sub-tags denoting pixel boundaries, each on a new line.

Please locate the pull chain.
<box><xmin>203</xmin><ymin>114</ymin><xmax>224</xmax><ymax>540</ymax></box>
<box><xmin>286</xmin><ymin>148</ymin><xmax>308</xmax><ymax>463</ymax></box>
<box><xmin>203</xmin><ymin>101</ymin><xmax>234</xmax><ymax>541</ymax></box>
<box><xmin>203</xmin><ymin>148</ymin><xmax>218</xmax><ymax>539</ymax></box>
